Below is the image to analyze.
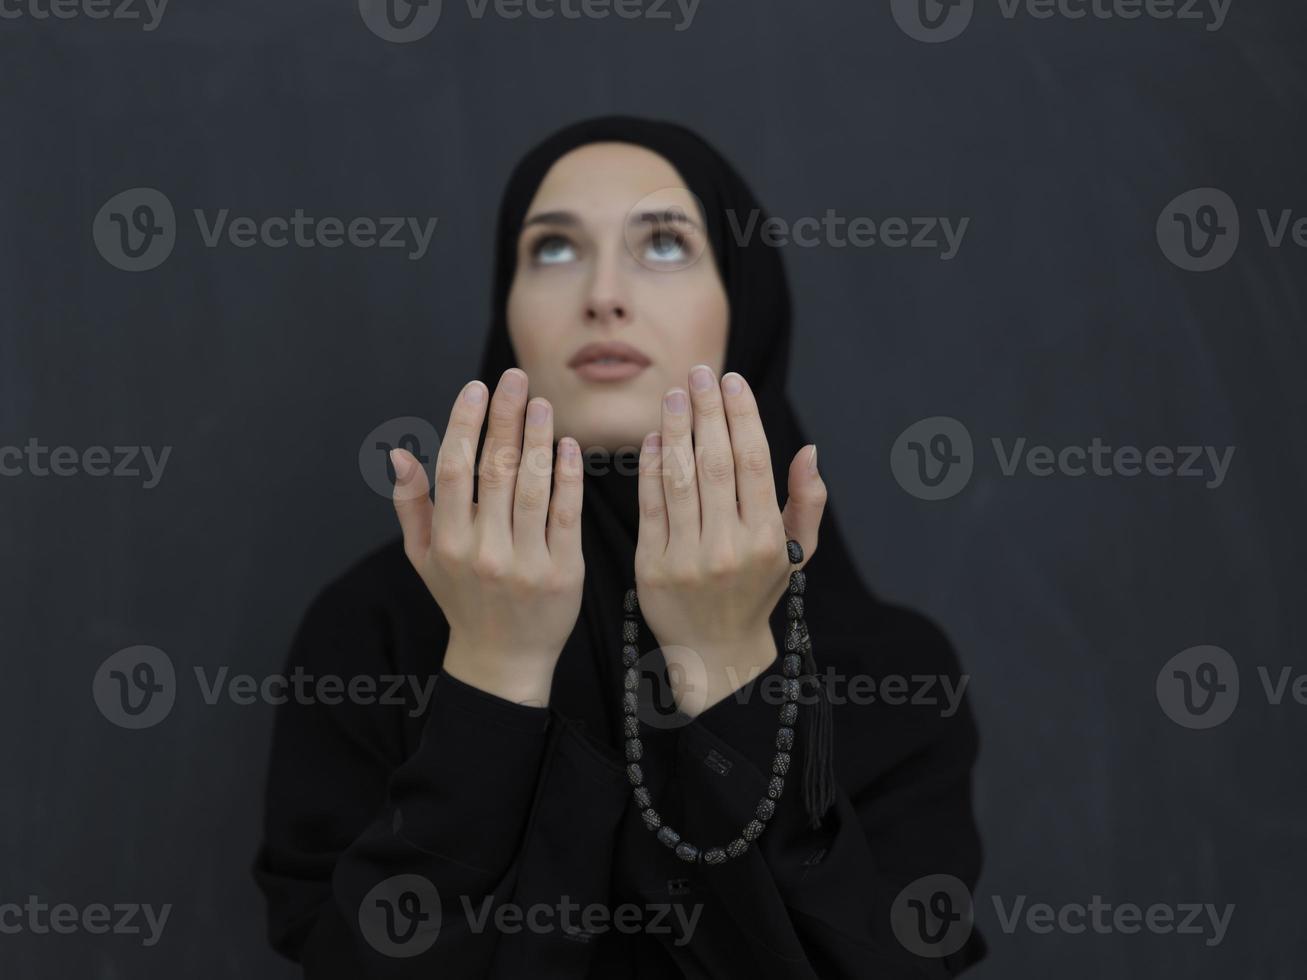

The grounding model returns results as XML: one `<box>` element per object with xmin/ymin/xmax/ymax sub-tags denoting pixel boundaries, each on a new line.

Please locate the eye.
<box><xmin>643</xmin><ymin>227</ymin><xmax>689</xmax><ymax>264</ymax></box>
<box><xmin>531</xmin><ymin>234</ymin><xmax>577</xmax><ymax>266</ymax></box>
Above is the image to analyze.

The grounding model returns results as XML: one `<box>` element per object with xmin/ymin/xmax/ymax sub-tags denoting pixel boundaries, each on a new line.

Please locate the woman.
<box><xmin>254</xmin><ymin>115</ymin><xmax>986</xmax><ymax>978</ymax></box>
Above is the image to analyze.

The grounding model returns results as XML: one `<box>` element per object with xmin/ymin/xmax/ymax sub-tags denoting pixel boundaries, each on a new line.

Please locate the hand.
<box><xmin>389</xmin><ymin>367</ymin><xmax>585</xmax><ymax>707</ymax></box>
<box><xmin>634</xmin><ymin>365</ymin><xmax>827</xmax><ymax>717</ymax></box>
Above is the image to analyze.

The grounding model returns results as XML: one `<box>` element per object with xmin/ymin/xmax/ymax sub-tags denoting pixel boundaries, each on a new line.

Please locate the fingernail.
<box><xmin>527</xmin><ymin>400</ymin><xmax>549</xmax><ymax>424</ymax></box>
<box><xmin>644</xmin><ymin>431</ymin><xmax>662</xmax><ymax>452</ymax></box>
<box><xmin>807</xmin><ymin>445</ymin><xmax>819</xmax><ymax>475</ymax></box>
<box><xmin>722</xmin><ymin>373</ymin><xmax>744</xmax><ymax>395</ymax></box>
<box><xmin>560</xmin><ymin>438</ymin><xmax>579</xmax><ymax>459</ymax></box>
<box><xmin>464</xmin><ymin>381</ymin><xmax>486</xmax><ymax>404</ymax></box>
<box><xmin>664</xmin><ymin>390</ymin><xmax>688</xmax><ymax>414</ymax></box>
<box><xmin>502</xmin><ymin>369</ymin><xmax>526</xmax><ymax>395</ymax></box>
<box><xmin>390</xmin><ymin>449</ymin><xmax>414</xmax><ymax>481</ymax></box>
<box><xmin>690</xmin><ymin>365</ymin><xmax>714</xmax><ymax>392</ymax></box>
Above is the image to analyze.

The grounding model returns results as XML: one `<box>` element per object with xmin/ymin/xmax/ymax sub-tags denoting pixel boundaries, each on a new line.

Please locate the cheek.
<box><xmin>644</xmin><ymin>272</ymin><xmax>729</xmax><ymax>363</ymax></box>
<box><xmin>507</xmin><ymin>276</ymin><xmax>573</xmax><ymax>367</ymax></box>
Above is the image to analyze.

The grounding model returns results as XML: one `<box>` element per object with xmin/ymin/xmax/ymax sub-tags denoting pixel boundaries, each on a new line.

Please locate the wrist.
<box><xmin>668</xmin><ymin>629</ymin><xmax>778</xmax><ymax>719</ymax></box>
<box><xmin>442</xmin><ymin>642</ymin><xmax>556</xmax><ymax>708</ymax></box>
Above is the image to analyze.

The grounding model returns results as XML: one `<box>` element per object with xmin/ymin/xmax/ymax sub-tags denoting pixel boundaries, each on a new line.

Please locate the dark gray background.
<box><xmin>3</xmin><ymin>0</ymin><xmax>1305</xmax><ymax>976</ymax></box>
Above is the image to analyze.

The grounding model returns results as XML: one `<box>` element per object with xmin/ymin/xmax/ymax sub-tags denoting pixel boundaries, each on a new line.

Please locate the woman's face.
<box><xmin>507</xmin><ymin>142</ymin><xmax>730</xmax><ymax>455</ymax></box>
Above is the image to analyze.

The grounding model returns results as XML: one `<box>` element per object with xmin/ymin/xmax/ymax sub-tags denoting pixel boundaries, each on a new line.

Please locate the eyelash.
<box><xmin>528</xmin><ymin>233</ymin><xmax>575</xmax><ymax>263</ymax></box>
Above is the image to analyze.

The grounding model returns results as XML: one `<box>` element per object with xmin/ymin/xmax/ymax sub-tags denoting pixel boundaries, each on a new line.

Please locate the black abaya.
<box><xmin>253</xmin><ymin>115</ymin><xmax>987</xmax><ymax>979</ymax></box>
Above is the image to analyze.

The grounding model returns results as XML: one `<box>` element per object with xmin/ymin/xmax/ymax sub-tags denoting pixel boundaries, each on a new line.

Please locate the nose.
<box><xmin>584</xmin><ymin>247</ymin><xmax>630</xmax><ymax>325</ymax></box>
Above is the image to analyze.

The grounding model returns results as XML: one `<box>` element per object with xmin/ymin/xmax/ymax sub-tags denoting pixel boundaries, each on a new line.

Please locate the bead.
<box><xmin>624</xmin><ymin>589</ymin><xmax>639</xmax><ymax>614</ymax></box>
<box><xmin>767</xmin><ymin>775</ymin><xmax>784</xmax><ymax>799</ymax></box>
<box><xmin>784</xmin><ymin>620</ymin><xmax>804</xmax><ymax>653</ymax></box>
<box><xmin>623</xmin><ymin>667</ymin><xmax>640</xmax><ymax>691</ymax></box>
<box><xmin>776</xmin><ymin>726</ymin><xmax>794</xmax><ymax>751</ymax></box>
<box><xmin>623</xmin><ymin>691</ymin><xmax>638</xmax><ymax>715</ymax></box>
<box><xmin>726</xmin><ymin>838</ymin><xmax>748</xmax><ymax>859</ymax></box>
<box><xmin>622</xmin><ymin>644</ymin><xmax>639</xmax><ymax>667</ymax></box>
<box><xmin>742</xmin><ymin>819</ymin><xmax>765</xmax><ymax>841</ymax></box>
<box><xmin>788</xmin><ymin>570</ymin><xmax>806</xmax><ymax>595</ymax></box>
<box><xmin>625</xmin><ymin>739</ymin><xmax>643</xmax><ymax>762</ymax></box>
<box><xmin>772</xmin><ymin>752</ymin><xmax>791</xmax><ymax>776</ymax></box>
<box><xmin>784</xmin><ymin>678</ymin><xmax>801</xmax><ymax>702</ymax></box>
<box><xmin>624</xmin><ymin>716</ymin><xmax>640</xmax><ymax>739</ymax></box>
<box><xmin>785</xmin><ymin>595</ymin><xmax>804</xmax><ymax>620</ymax></box>
<box><xmin>781</xmin><ymin>653</ymin><xmax>802</xmax><ymax>678</ymax></box>
<box><xmin>703</xmin><ymin>847</ymin><xmax>726</xmax><ymax>865</ymax></box>
<box><xmin>622</xmin><ymin>619</ymin><xmax>639</xmax><ymax>644</ymax></box>
<box><xmin>642</xmin><ymin>808</ymin><xmax>661</xmax><ymax>830</ymax></box>
<box><xmin>757</xmin><ymin>798</ymin><xmax>776</xmax><ymax>821</ymax></box>
<box><xmin>633</xmin><ymin>786</ymin><xmax>651</xmax><ymax>809</ymax></box>
<box><xmin>657</xmin><ymin>826</ymin><xmax>681</xmax><ymax>849</ymax></box>
<box><xmin>675</xmin><ymin>842</ymin><xmax>700</xmax><ymax>864</ymax></box>
<box><xmin>627</xmin><ymin>763</ymin><xmax>644</xmax><ymax>785</ymax></box>
<box><xmin>786</xmin><ymin>539</ymin><xmax>803</xmax><ymax>564</ymax></box>
<box><xmin>779</xmin><ymin>703</ymin><xmax>797</xmax><ymax>726</ymax></box>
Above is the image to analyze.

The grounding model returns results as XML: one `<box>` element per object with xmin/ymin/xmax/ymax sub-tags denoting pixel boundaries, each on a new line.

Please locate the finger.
<box><xmin>432</xmin><ymin>379</ymin><xmax>488</xmax><ymax>548</ymax></box>
<box><xmin>513</xmin><ymin>397</ymin><xmax>554</xmax><ymax>555</ymax></box>
<box><xmin>720</xmin><ymin>372</ymin><xmax>779</xmax><ymax>527</ymax></box>
<box><xmin>391</xmin><ymin>448</ymin><xmax>432</xmax><ymax>564</ymax></box>
<box><xmin>687</xmin><ymin>364</ymin><xmax>738</xmax><ymax>531</ymax></box>
<box><xmin>546</xmin><ymin>436</ymin><xmax>584</xmax><ymax>565</ymax></box>
<box><xmin>660</xmin><ymin>386</ymin><xmax>699</xmax><ymax>547</ymax></box>
<box><xmin>637</xmin><ymin>430</ymin><xmax>668</xmax><ymax>556</ymax></box>
<box><xmin>780</xmin><ymin>445</ymin><xmax>826</xmax><ymax>572</ymax></box>
<box><xmin>476</xmin><ymin>368</ymin><xmax>530</xmax><ymax>542</ymax></box>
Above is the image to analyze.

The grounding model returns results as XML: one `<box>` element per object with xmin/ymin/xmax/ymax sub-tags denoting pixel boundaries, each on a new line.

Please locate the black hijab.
<box><xmin>475</xmin><ymin>115</ymin><xmax>874</xmax><ymax>830</ymax></box>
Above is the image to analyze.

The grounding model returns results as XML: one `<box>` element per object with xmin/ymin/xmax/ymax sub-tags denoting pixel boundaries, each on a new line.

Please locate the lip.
<box><xmin>572</xmin><ymin>360</ymin><xmax>649</xmax><ymax>382</ymax></box>
<box><xmin>568</xmin><ymin>341</ymin><xmax>652</xmax><ymax>382</ymax></box>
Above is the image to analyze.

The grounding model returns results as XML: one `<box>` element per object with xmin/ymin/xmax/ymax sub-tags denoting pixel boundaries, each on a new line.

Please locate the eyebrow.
<box><xmin>520</xmin><ymin>208</ymin><xmax>702</xmax><ymax>232</ymax></box>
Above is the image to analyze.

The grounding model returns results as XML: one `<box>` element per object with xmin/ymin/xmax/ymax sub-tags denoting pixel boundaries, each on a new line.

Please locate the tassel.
<box><xmin>800</xmin><ymin>641</ymin><xmax>835</xmax><ymax>830</ymax></box>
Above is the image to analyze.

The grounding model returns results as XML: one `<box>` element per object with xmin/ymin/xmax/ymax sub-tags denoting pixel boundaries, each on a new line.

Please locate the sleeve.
<box><xmin>252</xmin><ymin>578</ymin><xmax>557</xmax><ymax>978</ymax></box>
<box><xmin>671</xmin><ymin>609</ymin><xmax>987</xmax><ymax>979</ymax></box>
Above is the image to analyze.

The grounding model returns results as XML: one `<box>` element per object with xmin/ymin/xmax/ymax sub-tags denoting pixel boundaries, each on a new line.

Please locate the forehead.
<box><xmin>524</xmin><ymin>142</ymin><xmax>701</xmax><ymax>225</ymax></box>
